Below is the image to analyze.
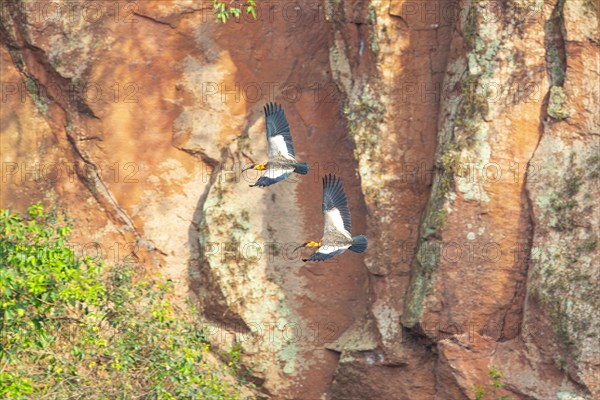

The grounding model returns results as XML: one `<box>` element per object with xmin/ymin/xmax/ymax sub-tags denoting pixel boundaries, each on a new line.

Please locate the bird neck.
<box><xmin>308</xmin><ymin>240</ymin><xmax>322</xmax><ymax>248</ymax></box>
<box><xmin>254</xmin><ymin>163</ymin><xmax>268</xmax><ymax>171</ymax></box>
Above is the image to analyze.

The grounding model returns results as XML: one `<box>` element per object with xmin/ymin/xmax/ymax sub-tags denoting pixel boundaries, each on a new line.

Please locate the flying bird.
<box><xmin>243</xmin><ymin>103</ymin><xmax>310</xmax><ymax>187</ymax></box>
<box><xmin>296</xmin><ymin>174</ymin><xmax>368</xmax><ymax>262</ymax></box>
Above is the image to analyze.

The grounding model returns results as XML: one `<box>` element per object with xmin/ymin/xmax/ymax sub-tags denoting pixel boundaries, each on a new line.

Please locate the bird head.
<box><xmin>242</xmin><ymin>163</ymin><xmax>267</xmax><ymax>172</ymax></box>
<box><xmin>294</xmin><ymin>240</ymin><xmax>321</xmax><ymax>252</ymax></box>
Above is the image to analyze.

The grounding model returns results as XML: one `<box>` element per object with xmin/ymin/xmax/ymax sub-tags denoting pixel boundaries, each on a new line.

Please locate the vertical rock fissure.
<box><xmin>544</xmin><ymin>0</ymin><xmax>569</xmax><ymax>120</ymax></box>
<box><xmin>498</xmin><ymin>183</ymin><xmax>534</xmax><ymax>340</ymax></box>
<box><xmin>545</xmin><ymin>0</ymin><xmax>567</xmax><ymax>87</ymax></box>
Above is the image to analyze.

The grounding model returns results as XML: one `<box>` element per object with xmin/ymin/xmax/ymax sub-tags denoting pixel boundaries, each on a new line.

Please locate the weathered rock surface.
<box><xmin>326</xmin><ymin>0</ymin><xmax>598</xmax><ymax>399</ymax></box>
<box><xmin>1</xmin><ymin>0</ymin><xmax>597</xmax><ymax>399</ymax></box>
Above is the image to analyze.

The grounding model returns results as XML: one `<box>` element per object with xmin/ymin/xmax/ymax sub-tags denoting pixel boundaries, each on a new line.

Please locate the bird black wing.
<box><xmin>322</xmin><ymin>174</ymin><xmax>352</xmax><ymax>235</ymax></box>
<box><xmin>264</xmin><ymin>102</ymin><xmax>295</xmax><ymax>160</ymax></box>
<box><xmin>250</xmin><ymin>170</ymin><xmax>292</xmax><ymax>187</ymax></box>
<box><xmin>303</xmin><ymin>248</ymin><xmax>346</xmax><ymax>262</ymax></box>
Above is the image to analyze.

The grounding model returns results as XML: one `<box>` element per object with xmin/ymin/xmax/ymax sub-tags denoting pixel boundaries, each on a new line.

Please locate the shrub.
<box><xmin>1</xmin><ymin>203</ymin><xmax>247</xmax><ymax>399</ymax></box>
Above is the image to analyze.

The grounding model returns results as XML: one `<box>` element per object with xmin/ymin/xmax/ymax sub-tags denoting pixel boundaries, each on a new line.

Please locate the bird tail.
<box><xmin>349</xmin><ymin>235</ymin><xmax>368</xmax><ymax>253</ymax></box>
<box><xmin>293</xmin><ymin>162</ymin><xmax>310</xmax><ymax>175</ymax></box>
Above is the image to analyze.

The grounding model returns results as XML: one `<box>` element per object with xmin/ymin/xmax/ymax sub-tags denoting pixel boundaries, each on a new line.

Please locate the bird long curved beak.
<box><xmin>242</xmin><ymin>164</ymin><xmax>254</xmax><ymax>172</ymax></box>
<box><xmin>293</xmin><ymin>243</ymin><xmax>306</xmax><ymax>253</ymax></box>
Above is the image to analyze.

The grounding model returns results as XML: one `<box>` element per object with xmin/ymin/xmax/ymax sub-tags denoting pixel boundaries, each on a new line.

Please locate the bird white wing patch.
<box><xmin>265</xmin><ymin>164</ymin><xmax>294</xmax><ymax>179</ymax></box>
<box><xmin>268</xmin><ymin>135</ymin><xmax>295</xmax><ymax>160</ymax></box>
<box><xmin>324</xmin><ymin>209</ymin><xmax>352</xmax><ymax>239</ymax></box>
<box><xmin>317</xmin><ymin>244</ymin><xmax>350</xmax><ymax>254</ymax></box>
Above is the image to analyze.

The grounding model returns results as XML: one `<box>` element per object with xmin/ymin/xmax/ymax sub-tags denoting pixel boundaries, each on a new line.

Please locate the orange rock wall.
<box><xmin>1</xmin><ymin>1</ymin><xmax>597</xmax><ymax>399</ymax></box>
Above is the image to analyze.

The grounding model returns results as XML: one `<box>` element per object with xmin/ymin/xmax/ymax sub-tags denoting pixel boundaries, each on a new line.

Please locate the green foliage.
<box><xmin>0</xmin><ymin>203</ymin><xmax>247</xmax><ymax>399</ymax></box>
<box><xmin>213</xmin><ymin>0</ymin><xmax>257</xmax><ymax>23</ymax></box>
<box><xmin>228</xmin><ymin>343</ymin><xmax>242</xmax><ymax>372</ymax></box>
<box><xmin>1</xmin><ymin>203</ymin><xmax>104</xmax><ymax>356</ymax></box>
<box><xmin>472</xmin><ymin>384</ymin><xmax>486</xmax><ymax>400</ymax></box>
<box><xmin>488</xmin><ymin>366</ymin><xmax>503</xmax><ymax>388</ymax></box>
<box><xmin>470</xmin><ymin>367</ymin><xmax>512</xmax><ymax>400</ymax></box>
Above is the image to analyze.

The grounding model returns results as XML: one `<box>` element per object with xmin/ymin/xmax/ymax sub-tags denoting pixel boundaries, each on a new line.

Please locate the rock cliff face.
<box><xmin>1</xmin><ymin>1</ymin><xmax>597</xmax><ymax>399</ymax></box>
<box><xmin>325</xmin><ymin>1</ymin><xmax>598</xmax><ymax>399</ymax></box>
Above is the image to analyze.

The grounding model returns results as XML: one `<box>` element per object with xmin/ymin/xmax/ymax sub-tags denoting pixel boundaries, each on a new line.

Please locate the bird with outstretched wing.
<box><xmin>243</xmin><ymin>103</ymin><xmax>309</xmax><ymax>187</ymax></box>
<box><xmin>296</xmin><ymin>174</ymin><xmax>368</xmax><ymax>262</ymax></box>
